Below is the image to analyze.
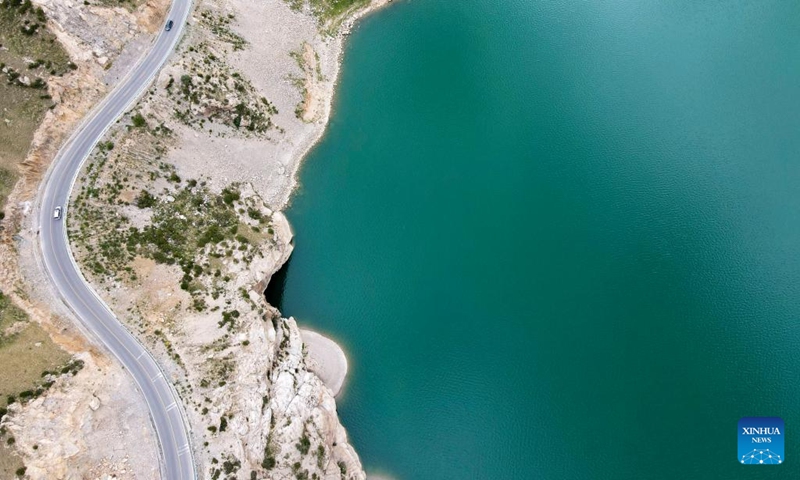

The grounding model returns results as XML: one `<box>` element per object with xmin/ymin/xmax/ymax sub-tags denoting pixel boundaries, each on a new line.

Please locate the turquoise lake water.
<box><xmin>270</xmin><ymin>1</ymin><xmax>800</xmax><ymax>478</ymax></box>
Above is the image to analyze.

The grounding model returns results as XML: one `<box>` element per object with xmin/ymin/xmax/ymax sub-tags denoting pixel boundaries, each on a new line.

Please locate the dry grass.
<box><xmin>0</xmin><ymin>291</ymin><xmax>71</xmax><ymax>479</ymax></box>
<box><xmin>0</xmin><ymin>9</ymin><xmax>74</xmax><ymax>465</ymax></box>
<box><xmin>0</xmin><ymin>80</ymin><xmax>51</xmax><ymax>162</ymax></box>
<box><xmin>0</xmin><ymin>323</ymin><xmax>71</xmax><ymax>406</ymax></box>
<box><xmin>0</xmin><ymin>293</ymin><xmax>71</xmax><ymax>408</ymax></box>
<box><xmin>286</xmin><ymin>0</ymin><xmax>370</xmax><ymax>26</ymax></box>
<box><xmin>0</xmin><ymin>166</ymin><xmax>16</xmax><ymax>221</ymax></box>
<box><xmin>0</xmin><ymin>0</ymin><xmax>71</xmax><ymax>213</ymax></box>
<box><xmin>0</xmin><ymin>446</ymin><xmax>24</xmax><ymax>480</ymax></box>
<box><xmin>0</xmin><ymin>81</ymin><xmax>50</xmax><ymax>213</ymax></box>
<box><xmin>0</xmin><ymin>2</ymin><xmax>70</xmax><ymax>69</ymax></box>
<box><xmin>94</xmin><ymin>0</ymin><xmax>147</xmax><ymax>12</ymax></box>
<box><xmin>0</xmin><ymin>292</ymin><xmax>26</xmax><ymax>329</ymax></box>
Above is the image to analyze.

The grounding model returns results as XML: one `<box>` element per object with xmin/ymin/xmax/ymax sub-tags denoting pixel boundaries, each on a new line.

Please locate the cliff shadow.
<box><xmin>264</xmin><ymin>255</ymin><xmax>291</xmax><ymax>311</ymax></box>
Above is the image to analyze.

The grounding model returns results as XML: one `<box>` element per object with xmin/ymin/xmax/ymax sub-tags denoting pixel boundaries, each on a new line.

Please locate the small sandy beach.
<box><xmin>300</xmin><ymin>328</ymin><xmax>349</xmax><ymax>396</ymax></box>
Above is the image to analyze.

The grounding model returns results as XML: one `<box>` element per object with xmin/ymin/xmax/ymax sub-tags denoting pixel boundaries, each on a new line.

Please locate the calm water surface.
<box><xmin>271</xmin><ymin>1</ymin><xmax>800</xmax><ymax>478</ymax></box>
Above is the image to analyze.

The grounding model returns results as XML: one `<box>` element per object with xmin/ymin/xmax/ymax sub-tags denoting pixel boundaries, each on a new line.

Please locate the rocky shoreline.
<box><xmin>0</xmin><ymin>0</ymin><xmax>397</xmax><ymax>478</ymax></box>
<box><xmin>279</xmin><ymin>0</ymin><xmax>394</xmax><ymax>209</ymax></box>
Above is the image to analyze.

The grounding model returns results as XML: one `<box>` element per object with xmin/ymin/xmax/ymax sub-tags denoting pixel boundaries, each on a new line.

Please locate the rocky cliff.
<box><xmin>190</xmin><ymin>212</ymin><xmax>365</xmax><ymax>479</ymax></box>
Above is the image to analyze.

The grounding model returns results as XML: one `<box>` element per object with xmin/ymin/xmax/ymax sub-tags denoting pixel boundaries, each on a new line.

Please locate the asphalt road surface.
<box><xmin>38</xmin><ymin>1</ymin><xmax>195</xmax><ymax>478</ymax></box>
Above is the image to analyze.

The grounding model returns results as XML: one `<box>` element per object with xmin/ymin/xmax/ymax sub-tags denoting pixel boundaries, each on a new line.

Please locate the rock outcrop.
<box><xmin>190</xmin><ymin>208</ymin><xmax>365</xmax><ymax>479</ymax></box>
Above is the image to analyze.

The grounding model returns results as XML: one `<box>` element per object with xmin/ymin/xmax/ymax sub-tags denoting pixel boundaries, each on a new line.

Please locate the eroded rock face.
<box><xmin>213</xmin><ymin>312</ymin><xmax>364</xmax><ymax>479</ymax></box>
<box><xmin>269</xmin><ymin>316</ymin><xmax>364</xmax><ymax>479</ymax></box>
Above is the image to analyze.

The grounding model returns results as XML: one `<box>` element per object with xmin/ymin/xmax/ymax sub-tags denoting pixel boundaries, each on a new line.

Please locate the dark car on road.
<box><xmin>165</xmin><ymin>20</ymin><xmax>174</xmax><ymax>31</ymax></box>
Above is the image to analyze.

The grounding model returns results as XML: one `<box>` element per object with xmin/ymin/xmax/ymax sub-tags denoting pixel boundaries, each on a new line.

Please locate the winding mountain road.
<box><xmin>38</xmin><ymin>1</ymin><xmax>195</xmax><ymax>478</ymax></box>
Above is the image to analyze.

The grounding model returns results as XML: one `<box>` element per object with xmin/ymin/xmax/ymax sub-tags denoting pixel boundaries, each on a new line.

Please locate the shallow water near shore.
<box><xmin>273</xmin><ymin>0</ymin><xmax>800</xmax><ymax>478</ymax></box>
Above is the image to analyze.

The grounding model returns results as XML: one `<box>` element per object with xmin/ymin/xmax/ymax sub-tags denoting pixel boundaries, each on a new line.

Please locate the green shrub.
<box><xmin>246</xmin><ymin>207</ymin><xmax>262</xmax><ymax>220</ymax></box>
<box><xmin>222</xmin><ymin>459</ymin><xmax>240</xmax><ymax>474</ymax></box>
<box><xmin>135</xmin><ymin>190</ymin><xmax>156</xmax><ymax>208</ymax></box>
<box><xmin>219</xmin><ymin>416</ymin><xmax>227</xmax><ymax>432</ymax></box>
<box><xmin>260</xmin><ymin>453</ymin><xmax>276</xmax><ymax>469</ymax></box>
<box><xmin>221</xmin><ymin>187</ymin><xmax>240</xmax><ymax>205</ymax></box>
<box><xmin>296</xmin><ymin>432</ymin><xmax>310</xmax><ymax>455</ymax></box>
<box><xmin>132</xmin><ymin>112</ymin><xmax>147</xmax><ymax>128</ymax></box>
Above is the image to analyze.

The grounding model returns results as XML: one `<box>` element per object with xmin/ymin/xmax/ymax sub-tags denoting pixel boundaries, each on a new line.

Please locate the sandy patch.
<box><xmin>300</xmin><ymin>328</ymin><xmax>348</xmax><ymax>396</ymax></box>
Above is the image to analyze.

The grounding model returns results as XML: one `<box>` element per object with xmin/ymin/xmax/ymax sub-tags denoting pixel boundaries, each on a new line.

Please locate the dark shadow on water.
<box><xmin>264</xmin><ymin>255</ymin><xmax>291</xmax><ymax>311</ymax></box>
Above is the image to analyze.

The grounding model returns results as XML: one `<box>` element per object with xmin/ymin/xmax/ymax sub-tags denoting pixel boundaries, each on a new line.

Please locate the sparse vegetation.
<box><xmin>52</xmin><ymin>3</ymin><xmax>361</xmax><ymax>477</ymax></box>
<box><xmin>131</xmin><ymin>112</ymin><xmax>147</xmax><ymax>128</ymax></box>
<box><xmin>315</xmin><ymin>444</ymin><xmax>326</xmax><ymax>469</ymax></box>
<box><xmin>0</xmin><ymin>167</ymin><xmax>16</xmax><ymax>221</ymax></box>
<box><xmin>296</xmin><ymin>429</ymin><xmax>311</xmax><ymax>455</ymax></box>
<box><xmin>209</xmin><ymin>454</ymin><xmax>240</xmax><ymax>480</ymax></box>
<box><xmin>0</xmin><ymin>0</ymin><xmax>70</xmax><ymax>71</ymax></box>
<box><xmin>135</xmin><ymin>189</ymin><xmax>157</xmax><ymax>208</ymax></box>
<box><xmin>71</xmin><ymin>122</ymin><xmax>272</xmax><ymax>308</ymax></box>
<box><xmin>218</xmin><ymin>415</ymin><xmax>227</xmax><ymax>432</ymax></box>
<box><xmin>0</xmin><ymin>292</ymin><xmax>73</xmax><ymax>408</ymax></box>
<box><xmin>93</xmin><ymin>0</ymin><xmax>146</xmax><ymax>12</ymax></box>
<box><xmin>0</xmin><ymin>291</ymin><xmax>26</xmax><ymax>336</ymax></box>
<box><xmin>199</xmin><ymin>10</ymin><xmax>247</xmax><ymax>51</ymax></box>
<box><xmin>291</xmin><ymin>460</ymin><xmax>310</xmax><ymax>480</ymax></box>
<box><xmin>169</xmin><ymin>42</ymin><xmax>277</xmax><ymax>135</ymax></box>
<box><xmin>261</xmin><ymin>437</ymin><xmax>277</xmax><ymax>470</ymax></box>
<box><xmin>218</xmin><ymin>309</ymin><xmax>239</xmax><ymax>331</ymax></box>
<box><xmin>0</xmin><ymin>291</ymin><xmax>77</xmax><ymax>478</ymax></box>
<box><xmin>285</xmin><ymin>0</ymin><xmax>369</xmax><ymax>28</ymax></box>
